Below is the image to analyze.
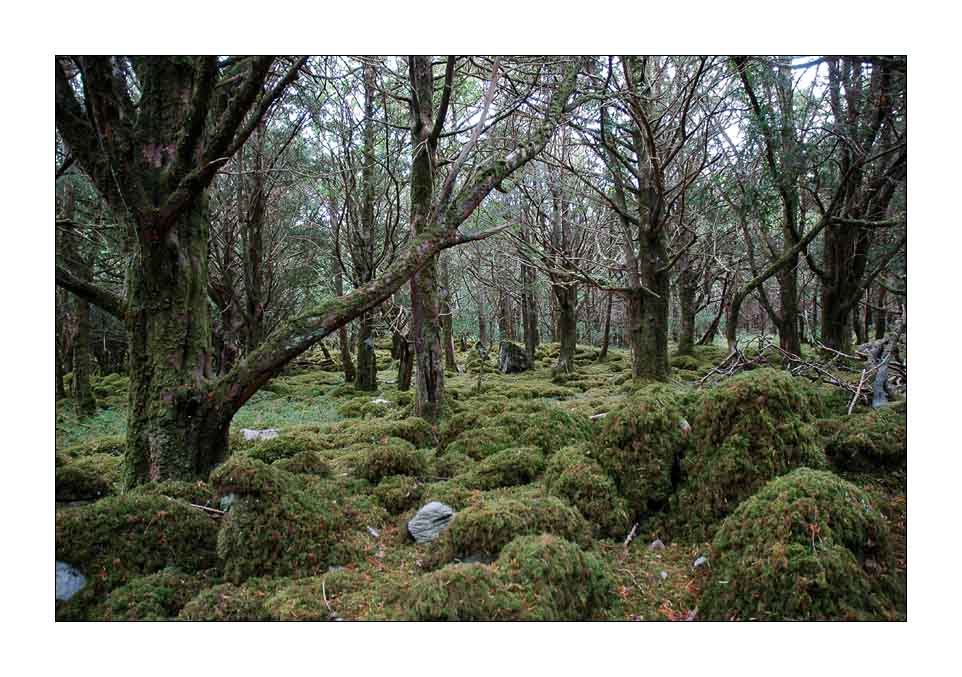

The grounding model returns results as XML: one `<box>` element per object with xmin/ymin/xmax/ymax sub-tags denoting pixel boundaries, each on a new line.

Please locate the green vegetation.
<box><xmin>544</xmin><ymin>445</ymin><xmax>631</xmax><ymax>538</ymax></box>
<box><xmin>459</xmin><ymin>446</ymin><xmax>545</xmax><ymax>490</ymax></box>
<box><xmin>820</xmin><ymin>407</ymin><xmax>907</xmax><ymax>471</ymax></box>
<box><xmin>354</xmin><ymin>437</ymin><xmax>428</xmax><ymax>483</ymax></box>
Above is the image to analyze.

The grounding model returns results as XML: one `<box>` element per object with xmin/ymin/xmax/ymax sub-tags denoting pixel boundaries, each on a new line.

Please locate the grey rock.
<box><xmin>660</xmin><ymin>570</ymin><xmax>668</xmax><ymax>580</ymax></box>
<box><xmin>219</xmin><ymin>493</ymin><xmax>238</xmax><ymax>512</ymax></box>
<box><xmin>648</xmin><ymin>539</ymin><xmax>666</xmax><ymax>551</ymax></box>
<box><xmin>407</xmin><ymin>501</ymin><xmax>455</xmax><ymax>544</ymax></box>
<box><xmin>56</xmin><ymin>561</ymin><xmax>87</xmax><ymax>601</ymax></box>
<box><xmin>366</xmin><ymin>526</ymin><xmax>380</xmax><ymax>539</ymax></box>
<box><xmin>499</xmin><ymin>341</ymin><xmax>532</xmax><ymax>374</ymax></box>
<box><xmin>460</xmin><ymin>553</ymin><xmax>496</xmax><ymax>565</ymax></box>
<box><xmin>693</xmin><ymin>555</ymin><xmax>709</xmax><ymax>569</ymax></box>
<box><xmin>240</xmin><ymin>428</ymin><xmax>279</xmax><ymax>442</ymax></box>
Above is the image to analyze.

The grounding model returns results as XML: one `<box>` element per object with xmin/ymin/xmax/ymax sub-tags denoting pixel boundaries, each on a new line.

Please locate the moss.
<box><xmin>336</xmin><ymin>396</ymin><xmax>393</xmax><ymax>419</ymax></box>
<box><xmin>458</xmin><ymin>446</ymin><xmax>545</xmax><ymax>490</ymax></box>
<box><xmin>101</xmin><ymin>567</ymin><xmax>211</xmax><ymax>621</ymax></box>
<box><xmin>820</xmin><ymin>408</ymin><xmax>907</xmax><ymax>472</ymax></box>
<box><xmin>130</xmin><ymin>480</ymin><xmax>218</xmax><ymax>506</ymax></box>
<box><xmin>444</xmin><ymin>426</ymin><xmax>516</xmax><ymax>460</ymax></box>
<box><xmin>699</xmin><ymin>468</ymin><xmax>898</xmax><ymax>620</ymax></box>
<box><xmin>446</xmin><ymin>406</ymin><xmax>592</xmax><ymax>460</ymax></box>
<box><xmin>55</xmin><ymin>494</ymin><xmax>220</xmax><ymax>614</ymax></box>
<box><xmin>434</xmin><ymin>450</ymin><xmax>477</xmax><ymax>478</ymax></box>
<box><xmin>373</xmin><ymin>475</ymin><xmax>423</xmax><ymax>514</ymax></box>
<box><xmin>403</xmin><ymin>563</ymin><xmax>521</xmax><ymax>620</ymax></box>
<box><xmin>178</xmin><ymin>577</ymin><xmax>289</xmax><ymax>621</ymax></box>
<box><xmin>354</xmin><ymin>437</ymin><xmax>427</xmax><ymax>483</ymax></box>
<box><xmin>669</xmin><ymin>354</ymin><xmax>705</xmax><ymax>372</ymax></box>
<box><xmin>273</xmin><ymin>450</ymin><xmax>332</xmax><ymax>477</ymax></box>
<box><xmin>594</xmin><ymin>384</ymin><xmax>691</xmax><ymax>516</ymax></box>
<box><xmin>244</xmin><ymin>432</ymin><xmax>322</xmax><ymax>464</ymax></box>
<box><xmin>61</xmin><ymin>434</ymin><xmax>126</xmax><ymax>458</ymax></box>
<box><xmin>316</xmin><ymin>416</ymin><xmax>435</xmax><ymax>449</ymax></box>
<box><xmin>497</xmin><ymin>534</ymin><xmax>615</xmax><ymax>620</ymax></box>
<box><xmin>670</xmin><ymin>369</ymin><xmax>829</xmax><ymax>541</ymax></box>
<box><xmin>264</xmin><ymin>569</ymin><xmax>369</xmax><ymax>621</ymax></box>
<box><xmin>417</xmin><ymin>480</ymin><xmax>481</xmax><ymax>512</ymax></box>
<box><xmin>55</xmin><ymin>453</ymin><xmax>121</xmax><ymax>501</ymax></box>
<box><xmin>426</xmin><ymin>495</ymin><xmax>591</xmax><ymax>568</ymax></box>
<box><xmin>211</xmin><ymin>460</ymin><xmax>346</xmax><ymax>583</ymax></box>
<box><xmin>544</xmin><ymin>445</ymin><xmax>631</xmax><ymax>539</ymax></box>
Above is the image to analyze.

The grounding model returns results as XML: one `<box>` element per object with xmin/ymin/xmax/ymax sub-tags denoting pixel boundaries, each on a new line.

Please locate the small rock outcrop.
<box><xmin>56</xmin><ymin>561</ymin><xmax>87</xmax><ymax>601</ymax></box>
<box><xmin>407</xmin><ymin>501</ymin><xmax>455</xmax><ymax>544</ymax></box>
<box><xmin>499</xmin><ymin>341</ymin><xmax>532</xmax><ymax>374</ymax></box>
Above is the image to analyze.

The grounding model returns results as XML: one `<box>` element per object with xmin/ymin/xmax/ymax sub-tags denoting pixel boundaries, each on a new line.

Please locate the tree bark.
<box><xmin>440</xmin><ymin>255</ymin><xmax>457</xmax><ymax>371</ymax></box>
<box><xmin>598</xmin><ymin>291</ymin><xmax>612</xmax><ymax>361</ymax></box>
<box><xmin>334</xmin><ymin>269</ymin><xmax>355</xmax><ymax>382</ymax></box>
<box><xmin>676</xmin><ymin>253</ymin><xmax>697</xmax><ymax>356</ymax></box>
<box><xmin>552</xmin><ymin>283</ymin><xmax>578</xmax><ymax>376</ymax></box>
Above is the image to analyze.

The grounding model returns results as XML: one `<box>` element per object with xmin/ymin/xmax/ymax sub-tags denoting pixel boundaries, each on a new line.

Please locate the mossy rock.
<box><xmin>244</xmin><ymin>432</ymin><xmax>322</xmax><ymax>465</ymax></box>
<box><xmin>670</xmin><ymin>354</ymin><xmax>704</xmax><ymax>372</ymax></box>
<box><xmin>544</xmin><ymin>445</ymin><xmax>631</xmax><ymax>539</ymax></box>
<box><xmin>496</xmin><ymin>534</ymin><xmax>615</xmax><ymax>620</ymax></box>
<box><xmin>317</xmin><ymin>416</ymin><xmax>435</xmax><ymax>449</ymax></box>
<box><xmin>130</xmin><ymin>480</ymin><xmax>218</xmax><ymax>506</ymax></box>
<box><xmin>373</xmin><ymin>475</ymin><xmax>423</xmax><ymax>514</ymax></box>
<box><xmin>62</xmin><ymin>434</ymin><xmax>126</xmax><ymax>458</ymax></box>
<box><xmin>101</xmin><ymin>567</ymin><xmax>212</xmax><ymax>621</ymax></box>
<box><xmin>671</xmin><ymin>369</ymin><xmax>829</xmax><ymax>541</ymax></box>
<box><xmin>426</xmin><ymin>495</ymin><xmax>591</xmax><ymax>568</ymax></box>
<box><xmin>55</xmin><ymin>453</ymin><xmax>121</xmax><ymax>502</ymax></box>
<box><xmin>444</xmin><ymin>426</ymin><xmax>516</xmax><ymax>460</ymax></box>
<box><xmin>264</xmin><ymin>569</ymin><xmax>369</xmax><ymax>621</ymax></box>
<box><xmin>595</xmin><ymin>383</ymin><xmax>691</xmax><ymax>516</ymax></box>
<box><xmin>417</xmin><ymin>480</ymin><xmax>482</xmax><ymax>512</ymax></box>
<box><xmin>178</xmin><ymin>577</ymin><xmax>289</xmax><ymax>621</ymax></box>
<box><xmin>434</xmin><ymin>450</ymin><xmax>477</xmax><ymax>478</ymax></box>
<box><xmin>699</xmin><ymin>468</ymin><xmax>898</xmax><ymax>620</ymax></box>
<box><xmin>212</xmin><ymin>463</ymin><xmax>346</xmax><ymax>583</ymax></box>
<box><xmin>458</xmin><ymin>446</ymin><xmax>545</xmax><ymax>490</ymax></box>
<box><xmin>55</xmin><ymin>494</ymin><xmax>220</xmax><ymax>617</ymax></box>
<box><xmin>354</xmin><ymin>437</ymin><xmax>427</xmax><ymax>483</ymax></box>
<box><xmin>820</xmin><ymin>408</ymin><xmax>907</xmax><ymax>472</ymax></box>
<box><xmin>273</xmin><ymin>450</ymin><xmax>332</xmax><ymax>477</ymax></box>
<box><xmin>403</xmin><ymin>563</ymin><xmax>521</xmax><ymax>620</ymax></box>
<box><xmin>336</xmin><ymin>396</ymin><xmax>393</xmax><ymax>419</ymax></box>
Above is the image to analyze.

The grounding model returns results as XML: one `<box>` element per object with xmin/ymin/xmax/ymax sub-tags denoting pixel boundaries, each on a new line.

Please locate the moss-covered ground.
<box><xmin>55</xmin><ymin>339</ymin><xmax>907</xmax><ymax>621</ymax></box>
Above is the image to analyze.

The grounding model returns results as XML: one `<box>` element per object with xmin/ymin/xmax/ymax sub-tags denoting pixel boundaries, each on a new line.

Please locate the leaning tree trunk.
<box><xmin>552</xmin><ymin>281</ymin><xmax>578</xmax><ymax>377</ymax></box>
<box><xmin>124</xmin><ymin>199</ymin><xmax>230</xmax><ymax>486</ymax></box>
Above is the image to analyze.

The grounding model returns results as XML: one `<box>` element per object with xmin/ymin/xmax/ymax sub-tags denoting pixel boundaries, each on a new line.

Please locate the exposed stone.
<box><xmin>499</xmin><ymin>341</ymin><xmax>532</xmax><ymax>374</ymax></box>
<box><xmin>241</xmin><ymin>428</ymin><xmax>279</xmax><ymax>442</ymax></box>
<box><xmin>693</xmin><ymin>555</ymin><xmax>708</xmax><ymax>569</ymax></box>
<box><xmin>648</xmin><ymin>539</ymin><xmax>666</xmax><ymax>551</ymax></box>
<box><xmin>56</xmin><ymin>561</ymin><xmax>87</xmax><ymax>601</ymax></box>
<box><xmin>407</xmin><ymin>501</ymin><xmax>455</xmax><ymax>544</ymax></box>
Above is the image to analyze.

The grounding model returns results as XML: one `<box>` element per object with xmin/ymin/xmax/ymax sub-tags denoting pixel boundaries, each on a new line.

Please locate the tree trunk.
<box><xmin>552</xmin><ymin>282</ymin><xmax>578</xmax><ymax>376</ymax></box>
<box><xmin>355</xmin><ymin>313</ymin><xmax>378</xmax><ymax>391</ymax></box>
<box><xmin>628</xmin><ymin>256</ymin><xmax>671</xmax><ymax>381</ymax></box>
<box><xmin>440</xmin><ymin>256</ymin><xmax>457</xmax><ymax>372</ymax></box>
<box><xmin>598</xmin><ymin>292</ymin><xmax>612</xmax><ymax>361</ymax></box>
<box><xmin>396</xmin><ymin>333</ymin><xmax>413</xmax><ymax>391</ymax></box>
<box><xmin>334</xmin><ymin>270</ymin><xmax>355</xmax><ymax>382</ymax></box>
<box><xmin>875</xmin><ymin>284</ymin><xmax>888</xmax><ymax>340</ymax></box>
<box><xmin>125</xmin><ymin>198</ymin><xmax>230</xmax><ymax>486</ymax></box>
<box><xmin>676</xmin><ymin>259</ymin><xmax>697</xmax><ymax>356</ymax></box>
<box><xmin>521</xmin><ymin>258</ymin><xmax>540</xmax><ymax>363</ymax></box>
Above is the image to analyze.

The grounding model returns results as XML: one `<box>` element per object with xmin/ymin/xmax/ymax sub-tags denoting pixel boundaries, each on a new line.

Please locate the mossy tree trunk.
<box><xmin>440</xmin><ymin>255</ymin><xmax>458</xmax><ymax>371</ymax></box>
<box><xmin>676</xmin><ymin>251</ymin><xmax>697</xmax><ymax>356</ymax></box>
<box><xmin>552</xmin><ymin>283</ymin><xmax>578</xmax><ymax>376</ymax></box>
<box><xmin>598</xmin><ymin>292</ymin><xmax>612</xmax><ymax>361</ymax></box>
<box><xmin>334</xmin><ymin>269</ymin><xmax>355</xmax><ymax>382</ymax></box>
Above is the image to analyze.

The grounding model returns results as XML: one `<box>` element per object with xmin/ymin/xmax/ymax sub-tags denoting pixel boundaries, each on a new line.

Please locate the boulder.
<box><xmin>499</xmin><ymin>341</ymin><xmax>532</xmax><ymax>374</ymax></box>
<box><xmin>407</xmin><ymin>501</ymin><xmax>455</xmax><ymax>544</ymax></box>
<box><xmin>56</xmin><ymin>561</ymin><xmax>87</xmax><ymax>601</ymax></box>
<box><xmin>240</xmin><ymin>428</ymin><xmax>280</xmax><ymax>442</ymax></box>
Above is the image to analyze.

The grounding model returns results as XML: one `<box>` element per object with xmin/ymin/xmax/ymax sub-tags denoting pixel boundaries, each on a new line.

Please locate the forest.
<box><xmin>54</xmin><ymin>55</ymin><xmax>907</xmax><ymax>622</ymax></box>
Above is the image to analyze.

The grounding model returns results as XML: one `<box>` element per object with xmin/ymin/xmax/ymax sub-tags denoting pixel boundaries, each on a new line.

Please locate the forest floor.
<box><xmin>55</xmin><ymin>338</ymin><xmax>907</xmax><ymax>621</ymax></box>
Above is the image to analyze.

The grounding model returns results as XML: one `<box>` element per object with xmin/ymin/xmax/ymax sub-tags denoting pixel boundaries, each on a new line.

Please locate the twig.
<box><xmin>848</xmin><ymin>369</ymin><xmax>867</xmax><ymax>415</ymax></box>
<box><xmin>623</xmin><ymin>523</ymin><xmax>639</xmax><ymax>552</ymax></box>
<box><xmin>189</xmin><ymin>503</ymin><xmax>226</xmax><ymax>516</ymax></box>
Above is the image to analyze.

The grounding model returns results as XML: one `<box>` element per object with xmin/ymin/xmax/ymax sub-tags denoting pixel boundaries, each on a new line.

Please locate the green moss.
<box><xmin>670</xmin><ymin>354</ymin><xmax>705</xmax><ymax>372</ymax></box>
<box><xmin>55</xmin><ymin>494</ymin><xmax>220</xmax><ymax>616</ymax></box>
<box><xmin>62</xmin><ymin>434</ymin><xmax>126</xmax><ymax>458</ymax></box>
<box><xmin>211</xmin><ymin>461</ymin><xmax>346</xmax><ymax>583</ymax></box>
<box><xmin>315</xmin><ymin>416</ymin><xmax>435</xmax><ymax>449</ymax></box>
<box><xmin>497</xmin><ymin>534</ymin><xmax>615</xmax><ymax>620</ymax></box>
<box><xmin>55</xmin><ymin>453</ymin><xmax>121</xmax><ymax>501</ymax></box>
<box><xmin>403</xmin><ymin>563</ymin><xmax>521</xmax><ymax>620</ymax></box>
<box><xmin>336</xmin><ymin>395</ymin><xmax>393</xmax><ymax>419</ymax></box>
<box><xmin>820</xmin><ymin>408</ymin><xmax>907</xmax><ymax>472</ymax></box>
<box><xmin>458</xmin><ymin>446</ymin><xmax>545</xmax><ymax>490</ymax></box>
<box><xmin>373</xmin><ymin>475</ymin><xmax>423</xmax><ymax>514</ymax></box>
<box><xmin>264</xmin><ymin>569</ymin><xmax>369</xmax><ymax>621</ymax></box>
<box><xmin>700</xmin><ymin>468</ymin><xmax>898</xmax><ymax>620</ymax></box>
<box><xmin>273</xmin><ymin>450</ymin><xmax>332</xmax><ymax>477</ymax></box>
<box><xmin>354</xmin><ymin>437</ymin><xmax>427</xmax><ymax>483</ymax></box>
<box><xmin>434</xmin><ymin>450</ymin><xmax>477</xmax><ymax>478</ymax></box>
<box><xmin>102</xmin><ymin>567</ymin><xmax>211</xmax><ymax>621</ymax></box>
<box><xmin>595</xmin><ymin>384</ymin><xmax>691</xmax><ymax>516</ymax></box>
<box><xmin>244</xmin><ymin>432</ymin><xmax>322</xmax><ymax>464</ymax></box>
<box><xmin>544</xmin><ymin>445</ymin><xmax>631</xmax><ymax>539</ymax></box>
<box><xmin>671</xmin><ymin>369</ymin><xmax>829</xmax><ymax>541</ymax></box>
<box><xmin>178</xmin><ymin>577</ymin><xmax>289</xmax><ymax>621</ymax></box>
<box><xmin>444</xmin><ymin>426</ymin><xmax>516</xmax><ymax>460</ymax></box>
<box><xmin>418</xmin><ymin>480</ymin><xmax>481</xmax><ymax>512</ymax></box>
<box><xmin>130</xmin><ymin>480</ymin><xmax>218</xmax><ymax>506</ymax></box>
<box><xmin>426</xmin><ymin>495</ymin><xmax>591</xmax><ymax>567</ymax></box>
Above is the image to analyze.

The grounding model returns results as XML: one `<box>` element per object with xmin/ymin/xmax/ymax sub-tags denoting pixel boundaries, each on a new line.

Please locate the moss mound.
<box><xmin>130</xmin><ymin>480</ymin><xmax>218</xmax><ymax>506</ymax></box>
<box><xmin>244</xmin><ymin>432</ymin><xmax>322</xmax><ymax>464</ymax></box>
<box><xmin>264</xmin><ymin>569</ymin><xmax>368</xmax><ymax>621</ymax></box>
<box><xmin>595</xmin><ymin>384</ymin><xmax>691</xmax><ymax>516</ymax></box>
<box><xmin>497</xmin><ymin>534</ymin><xmax>615</xmax><ymax>620</ymax></box>
<box><xmin>700</xmin><ymin>468</ymin><xmax>898</xmax><ymax>620</ymax></box>
<box><xmin>354</xmin><ymin>437</ymin><xmax>427</xmax><ymax>483</ymax></box>
<box><xmin>211</xmin><ymin>458</ymin><xmax>345</xmax><ymax>582</ymax></box>
<box><xmin>459</xmin><ymin>446</ymin><xmax>545</xmax><ymax>490</ymax></box>
<box><xmin>55</xmin><ymin>494</ymin><xmax>220</xmax><ymax>602</ymax></box>
<box><xmin>670</xmin><ymin>354</ymin><xmax>704</xmax><ymax>372</ymax></box>
<box><xmin>101</xmin><ymin>567</ymin><xmax>211</xmax><ymax>621</ymax></box>
<box><xmin>445</xmin><ymin>406</ymin><xmax>592</xmax><ymax>460</ymax></box>
<box><xmin>671</xmin><ymin>369</ymin><xmax>828</xmax><ymax>540</ymax></box>
<box><xmin>55</xmin><ymin>453</ymin><xmax>121</xmax><ymax>501</ymax></box>
<box><xmin>373</xmin><ymin>474</ymin><xmax>423</xmax><ymax>514</ymax></box>
<box><xmin>444</xmin><ymin>426</ymin><xmax>516</xmax><ymax>460</ymax></box>
<box><xmin>544</xmin><ymin>445</ymin><xmax>631</xmax><ymax>539</ymax></box>
<box><xmin>61</xmin><ymin>434</ymin><xmax>126</xmax><ymax>458</ymax></box>
<box><xmin>318</xmin><ymin>416</ymin><xmax>435</xmax><ymax>449</ymax></box>
<box><xmin>178</xmin><ymin>577</ymin><xmax>288</xmax><ymax>621</ymax></box>
<box><xmin>434</xmin><ymin>450</ymin><xmax>476</xmax><ymax>478</ymax></box>
<box><xmin>336</xmin><ymin>396</ymin><xmax>392</xmax><ymax>419</ymax></box>
<box><xmin>404</xmin><ymin>563</ymin><xmax>520</xmax><ymax>620</ymax></box>
<box><xmin>426</xmin><ymin>495</ymin><xmax>591</xmax><ymax>567</ymax></box>
<box><xmin>820</xmin><ymin>408</ymin><xmax>907</xmax><ymax>472</ymax></box>
<box><xmin>273</xmin><ymin>451</ymin><xmax>332</xmax><ymax>477</ymax></box>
